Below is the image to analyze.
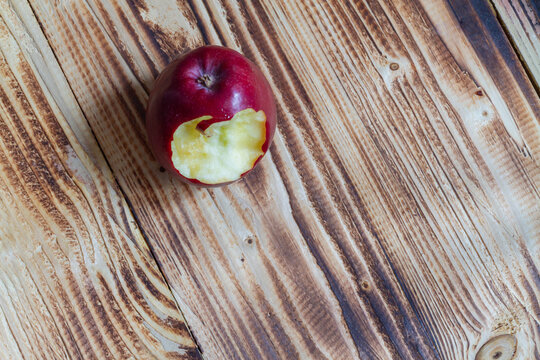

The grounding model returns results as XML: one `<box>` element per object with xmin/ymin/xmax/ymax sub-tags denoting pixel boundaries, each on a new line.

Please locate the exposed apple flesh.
<box><xmin>145</xmin><ymin>45</ymin><xmax>277</xmax><ymax>187</ymax></box>
<box><xmin>171</xmin><ymin>109</ymin><xmax>266</xmax><ymax>184</ymax></box>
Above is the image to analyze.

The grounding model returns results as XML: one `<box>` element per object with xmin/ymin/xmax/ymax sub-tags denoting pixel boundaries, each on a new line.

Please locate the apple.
<box><xmin>145</xmin><ymin>45</ymin><xmax>277</xmax><ymax>187</ymax></box>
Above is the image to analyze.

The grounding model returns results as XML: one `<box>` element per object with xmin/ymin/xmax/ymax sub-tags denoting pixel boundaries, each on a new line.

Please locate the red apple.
<box><xmin>145</xmin><ymin>45</ymin><xmax>277</xmax><ymax>187</ymax></box>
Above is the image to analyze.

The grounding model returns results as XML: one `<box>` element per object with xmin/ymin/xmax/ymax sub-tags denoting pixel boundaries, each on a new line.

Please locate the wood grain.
<box><xmin>490</xmin><ymin>0</ymin><xmax>540</xmax><ymax>87</ymax></box>
<box><xmin>3</xmin><ymin>0</ymin><xmax>540</xmax><ymax>359</ymax></box>
<box><xmin>0</xmin><ymin>1</ymin><xmax>200</xmax><ymax>358</ymax></box>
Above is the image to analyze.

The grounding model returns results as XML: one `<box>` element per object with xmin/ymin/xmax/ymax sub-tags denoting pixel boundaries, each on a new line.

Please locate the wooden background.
<box><xmin>0</xmin><ymin>0</ymin><xmax>538</xmax><ymax>359</ymax></box>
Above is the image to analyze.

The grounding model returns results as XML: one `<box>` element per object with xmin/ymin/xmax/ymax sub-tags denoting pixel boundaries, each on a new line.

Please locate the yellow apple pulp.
<box><xmin>171</xmin><ymin>108</ymin><xmax>266</xmax><ymax>184</ymax></box>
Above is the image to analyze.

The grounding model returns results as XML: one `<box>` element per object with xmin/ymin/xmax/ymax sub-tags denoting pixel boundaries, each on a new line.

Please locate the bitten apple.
<box><xmin>145</xmin><ymin>46</ymin><xmax>277</xmax><ymax>186</ymax></box>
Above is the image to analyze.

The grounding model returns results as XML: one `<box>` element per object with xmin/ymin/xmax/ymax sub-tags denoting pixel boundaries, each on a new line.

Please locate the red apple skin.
<box><xmin>145</xmin><ymin>45</ymin><xmax>277</xmax><ymax>187</ymax></box>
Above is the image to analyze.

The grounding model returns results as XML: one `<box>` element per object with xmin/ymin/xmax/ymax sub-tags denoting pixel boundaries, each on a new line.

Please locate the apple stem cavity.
<box><xmin>196</xmin><ymin>74</ymin><xmax>213</xmax><ymax>88</ymax></box>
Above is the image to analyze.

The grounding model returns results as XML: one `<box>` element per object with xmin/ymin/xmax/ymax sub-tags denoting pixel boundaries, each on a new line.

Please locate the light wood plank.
<box><xmin>9</xmin><ymin>0</ymin><xmax>540</xmax><ymax>359</ymax></box>
<box><xmin>0</xmin><ymin>1</ymin><xmax>200</xmax><ymax>358</ymax></box>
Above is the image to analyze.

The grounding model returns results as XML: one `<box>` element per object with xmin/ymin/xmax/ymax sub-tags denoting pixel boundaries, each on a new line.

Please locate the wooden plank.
<box><xmin>490</xmin><ymin>0</ymin><xmax>540</xmax><ymax>87</ymax></box>
<box><xmin>9</xmin><ymin>0</ymin><xmax>540</xmax><ymax>359</ymax></box>
<box><xmin>421</xmin><ymin>0</ymin><xmax>540</xmax><ymax>162</ymax></box>
<box><xmin>0</xmin><ymin>1</ymin><xmax>200</xmax><ymax>358</ymax></box>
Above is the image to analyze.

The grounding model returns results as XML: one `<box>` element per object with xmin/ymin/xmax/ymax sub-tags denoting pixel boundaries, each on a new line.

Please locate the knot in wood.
<box><xmin>361</xmin><ymin>281</ymin><xmax>370</xmax><ymax>291</ymax></box>
<box><xmin>475</xmin><ymin>334</ymin><xmax>517</xmax><ymax>360</ymax></box>
<box><xmin>245</xmin><ymin>235</ymin><xmax>255</xmax><ymax>245</ymax></box>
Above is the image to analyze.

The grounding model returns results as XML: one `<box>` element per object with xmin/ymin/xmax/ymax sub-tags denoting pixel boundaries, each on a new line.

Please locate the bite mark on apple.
<box><xmin>170</xmin><ymin>108</ymin><xmax>266</xmax><ymax>184</ymax></box>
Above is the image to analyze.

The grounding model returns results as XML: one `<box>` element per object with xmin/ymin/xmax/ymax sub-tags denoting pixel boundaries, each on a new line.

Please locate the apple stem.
<box><xmin>196</xmin><ymin>74</ymin><xmax>213</xmax><ymax>88</ymax></box>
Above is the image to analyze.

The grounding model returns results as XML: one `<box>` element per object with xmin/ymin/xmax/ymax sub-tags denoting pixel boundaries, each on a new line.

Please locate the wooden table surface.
<box><xmin>0</xmin><ymin>0</ymin><xmax>538</xmax><ymax>359</ymax></box>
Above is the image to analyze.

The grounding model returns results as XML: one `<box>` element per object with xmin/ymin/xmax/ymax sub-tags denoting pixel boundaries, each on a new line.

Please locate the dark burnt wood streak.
<box><xmin>1</xmin><ymin>0</ymin><xmax>539</xmax><ymax>359</ymax></box>
<box><xmin>0</xmin><ymin>1</ymin><xmax>199</xmax><ymax>359</ymax></box>
<box><xmin>489</xmin><ymin>0</ymin><xmax>539</xmax><ymax>89</ymax></box>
